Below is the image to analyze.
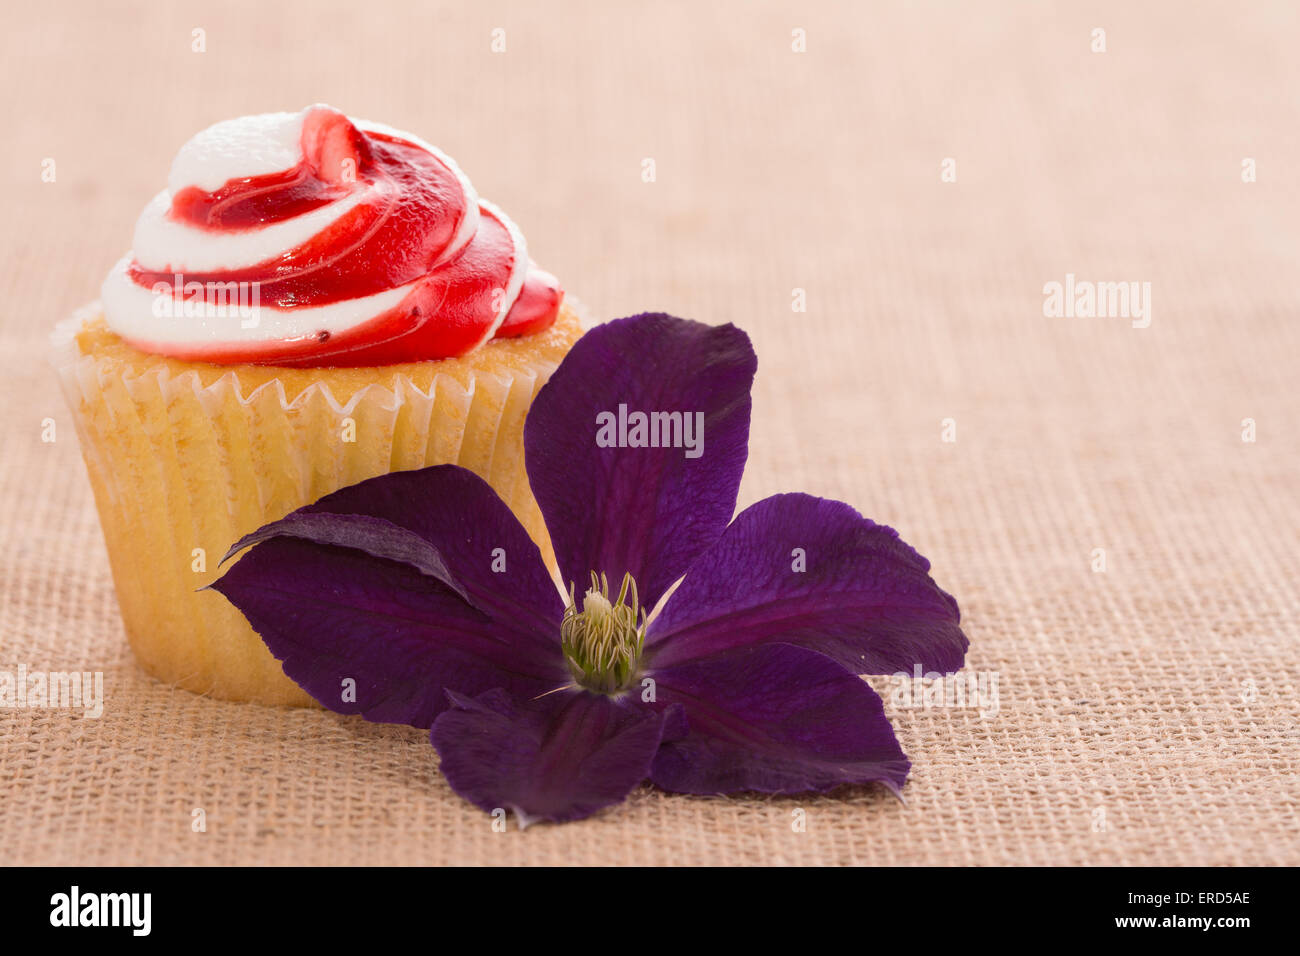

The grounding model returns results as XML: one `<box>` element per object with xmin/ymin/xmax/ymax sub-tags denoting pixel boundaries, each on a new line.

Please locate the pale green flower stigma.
<box><xmin>560</xmin><ymin>571</ymin><xmax>647</xmax><ymax>694</ymax></box>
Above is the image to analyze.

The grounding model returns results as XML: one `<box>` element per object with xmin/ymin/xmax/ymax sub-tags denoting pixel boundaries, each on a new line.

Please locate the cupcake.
<box><xmin>52</xmin><ymin>105</ymin><xmax>583</xmax><ymax>706</ymax></box>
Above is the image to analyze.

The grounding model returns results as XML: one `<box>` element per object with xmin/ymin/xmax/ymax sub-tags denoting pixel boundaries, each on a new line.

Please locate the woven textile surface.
<box><xmin>1</xmin><ymin>0</ymin><xmax>1297</xmax><ymax>865</ymax></box>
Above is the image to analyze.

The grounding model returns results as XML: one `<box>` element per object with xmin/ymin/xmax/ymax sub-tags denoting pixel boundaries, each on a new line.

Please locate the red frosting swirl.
<box><xmin>125</xmin><ymin>106</ymin><xmax>562</xmax><ymax>366</ymax></box>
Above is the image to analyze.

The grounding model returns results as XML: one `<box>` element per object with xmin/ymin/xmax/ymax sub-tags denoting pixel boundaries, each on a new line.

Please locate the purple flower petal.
<box><xmin>431</xmin><ymin>688</ymin><xmax>667</xmax><ymax>826</ymax></box>
<box><xmin>212</xmin><ymin>537</ymin><xmax>568</xmax><ymax>725</ymax></box>
<box><xmin>524</xmin><ymin>313</ymin><xmax>756</xmax><ymax>609</ymax></box>
<box><xmin>296</xmin><ymin>466</ymin><xmax>565</xmax><ymax>640</ymax></box>
<box><xmin>211</xmin><ymin>466</ymin><xmax>569</xmax><ymax>726</ymax></box>
<box><xmin>648</xmin><ymin>642</ymin><xmax>910</xmax><ymax>795</ymax></box>
<box><xmin>222</xmin><ymin>510</ymin><xmax>471</xmax><ymax>605</ymax></box>
<box><xmin>645</xmin><ymin>493</ymin><xmax>967</xmax><ymax>676</ymax></box>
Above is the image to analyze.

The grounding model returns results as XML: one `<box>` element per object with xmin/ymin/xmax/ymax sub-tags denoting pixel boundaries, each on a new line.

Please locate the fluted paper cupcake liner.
<box><xmin>51</xmin><ymin>304</ymin><xmax>581</xmax><ymax>705</ymax></box>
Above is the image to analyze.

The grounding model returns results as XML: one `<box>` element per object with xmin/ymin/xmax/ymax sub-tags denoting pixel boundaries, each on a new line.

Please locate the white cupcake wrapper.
<box><xmin>50</xmin><ymin>303</ymin><xmax>576</xmax><ymax>704</ymax></box>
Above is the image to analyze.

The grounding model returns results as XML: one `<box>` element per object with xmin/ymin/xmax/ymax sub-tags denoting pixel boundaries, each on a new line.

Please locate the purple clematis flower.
<box><xmin>212</xmin><ymin>313</ymin><xmax>967</xmax><ymax>825</ymax></box>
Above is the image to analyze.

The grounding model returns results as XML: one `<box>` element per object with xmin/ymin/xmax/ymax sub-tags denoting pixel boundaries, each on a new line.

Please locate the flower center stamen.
<box><xmin>560</xmin><ymin>572</ymin><xmax>646</xmax><ymax>694</ymax></box>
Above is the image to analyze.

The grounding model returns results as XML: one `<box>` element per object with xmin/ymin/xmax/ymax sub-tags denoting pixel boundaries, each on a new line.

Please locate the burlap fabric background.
<box><xmin>2</xmin><ymin>0</ymin><xmax>1297</xmax><ymax>866</ymax></box>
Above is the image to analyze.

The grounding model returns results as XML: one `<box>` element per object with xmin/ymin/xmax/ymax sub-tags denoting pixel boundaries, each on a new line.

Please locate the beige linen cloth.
<box><xmin>1</xmin><ymin>0</ymin><xmax>1296</xmax><ymax>865</ymax></box>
